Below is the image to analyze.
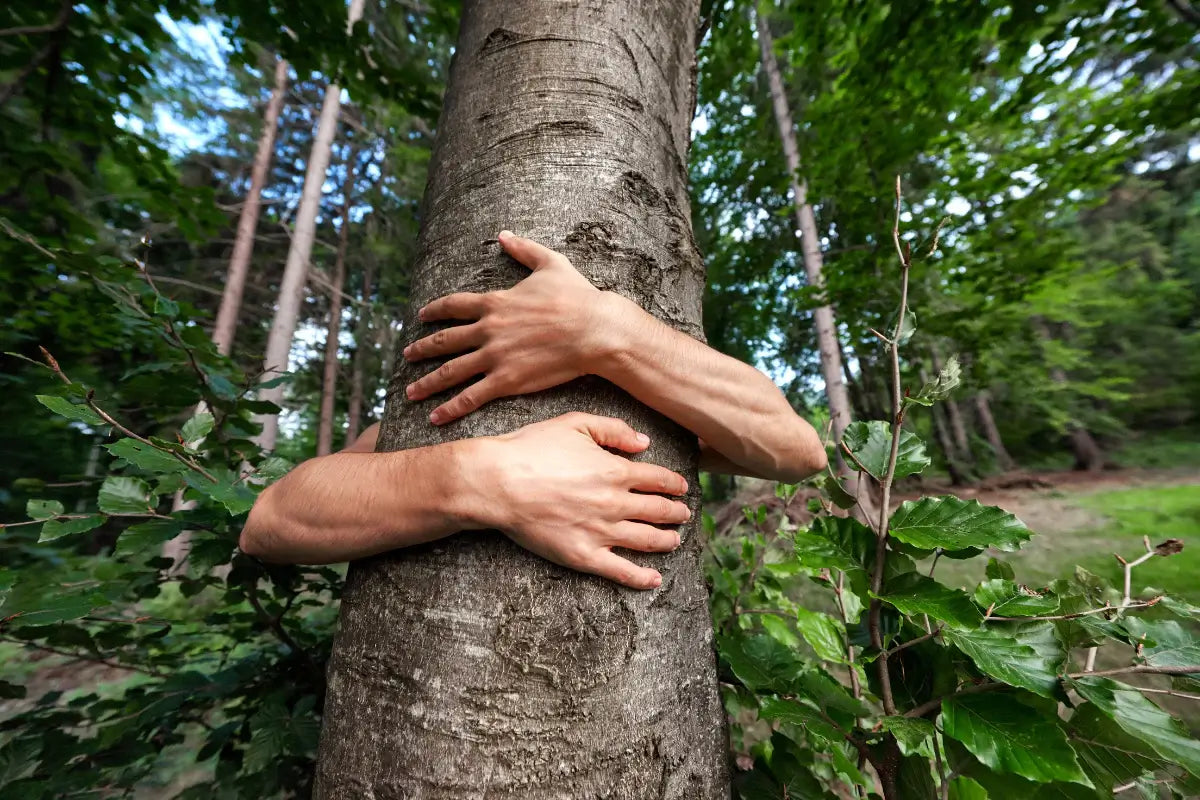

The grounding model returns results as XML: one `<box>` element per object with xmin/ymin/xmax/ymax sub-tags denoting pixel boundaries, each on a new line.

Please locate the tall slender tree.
<box><xmin>212</xmin><ymin>55</ymin><xmax>289</xmax><ymax>356</ymax></box>
<box><xmin>755</xmin><ymin>10</ymin><xmax>852</xmax><ymax>445</ymax></box>
<box><xmin>316</xmin><ymin>144</ymin><xmax>357</xmax><ymax>456</ymax></box>
<box><xmin>314</xmin><ymin>1</ymin><xmax>729</xmax><ymax>795</ymax></box>
<box><xmin>256</xmin><ymin>0</ymin><xmax>366</xmax><ymax>451</ymax></box>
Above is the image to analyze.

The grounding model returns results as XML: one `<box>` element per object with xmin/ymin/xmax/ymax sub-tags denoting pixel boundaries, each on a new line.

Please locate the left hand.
<box><xmin>403</xmin><ymin>230</ymin><xmax>640</xmax><ymax>425</ymax></box>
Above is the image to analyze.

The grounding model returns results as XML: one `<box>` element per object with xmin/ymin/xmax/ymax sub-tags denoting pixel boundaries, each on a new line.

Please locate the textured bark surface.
<box><xmin>756</xmin><ymin>13</ymin><xmax>853</xmax><ymax>445</ymax></box>
<box><xmin>314</xmin><ymin>1</ymin><xmax>730</xmax><ymax>797</ymax></box>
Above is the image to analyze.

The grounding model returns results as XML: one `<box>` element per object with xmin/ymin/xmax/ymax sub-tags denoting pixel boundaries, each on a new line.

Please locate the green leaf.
<box><xmin>897</xmin><ymin>752</ymin><xmax>938</xmax><ymax>799</ymax></box>
<box><xmin>115</xmin><ymin>519</ymin><xmax>184</xmax><ymax>558</ymax></box>
<box><xmin>880</xmin><ymin>716</ymin><xmax>935</xmax><ymax>756</ymax></box>
<box><xmin>1070</xmin><ymin>676</ymin><xmax>1200</xmax><ymax>776</ymax></box>
<box><xmin>942</xmin><ymin>693</ymin><xmax>1090</xmax><ymax>784</ymax></box>
<box><xmin>793</xmin><ymin>666</ymin><xmax>870</xmax><ymax>717</ymax></box>
<box><xmin>973</xmin><ymin>579</ymin><xmax>1059</xmax><ymax>617</ymax></box>
<box><xmin>255</xmin><ymin>456</ymin><xmax>293</xmax><ymax>481</ymax></box>
<box><xmin>841</xmin><ymin>420</ymin><xmax>930</xmax><ymax>480</ymax></box>
<box><xmin>889</xmin><ymin>497</ymin><xmax>1031</xmax><ymax>552</ymax></box>
<box><xmin>97</xmin><ymin>476</ymin><xmax>154</xmax><ymax>514</ymax></box>
<box><xmin>106</xmin><ymin>438</ymin><xmax>188</xmax><ymax>474</ymax></box>
<box><xmin>820</xmin><ymin>475</ymin><xmax>857</xmax><ymax>510</ymax></box>
<box><xmin>793</xmin><ymin>516</ymin><xmax>874</xmax><ymax>573</ymax></box>
<box><xmin>878</xmin><ymin>573</ymin><xmax>982</xmax><ymax>630</ymax></box>
<box><xmin>945</xmin><ymin>623</ymin><xmax>1064</xmax><ymax>697</ymax></box>
<box><xmin>183</xmin><ymin>470</ymin><xmax>255</xmax><ymax>515</ymax></box>
<box><xmin>35</xmin><ymin>394</ymin><xmax>105</xmax><ymax>427</ymax></box>
<box><xmin>1067</xmin><ymin>703</ymin><xmax>1164</xmax><ymax>794</ymax></box>
<box><xmin>0</xmin><ymin>584</ymin><xmax>107</xmax><ymax>627</ymax></box>
<box><xmin>757</xmin><ymin>696</ymin><xmax>843</xmax><ymax>745</ymax></box>
<box><xmin>181</xmin><ymin>411</ymin><xmax>214</xmax><ymax>446</ymax></box>
<box><xmin>985</xmin><ymin>558</ymin><xmax>1016</xmax><ymax>581</ymax></box>
<box><xmin>1122</xmin><ymin>619</ymin><xmax>1200</xmax><ymax>668</ymax></box>
<box><xmin>909</xmin><ymin>354</ymin><xmax>962</xmax><ymax>407</ymax></box>
<box><xmin>718</xmin><ymin>633</ymin><xmax>802</xmax><ymax>694</ymax></box>
<box><xmin>25</xmin><ymin>499</ymin><xmax>64</xmax><ymax>520</ymax></box>
<box><xmin>153</xmin><ymin>294</ymin><xmax>179</xmax><ymax>317</ymax></box>
<box><xmin>948</xmin><ymin>777</ymin><xmax>988</xmax><ymax>800</ymax></box>
<box><xmin>0</xmin><ymin>738</ymin><xmax>40</xmax><ymax>791</ymax></box>
<box><xmin>0</xmin><ymin>680</ymin><xmax>25</xmax><ymax>700</ymax></box>
<box><xmin>794</xmin><ymin>607</ymin><xmax>848</xmax><ymax>663</ymax></box>
<box><xmin>38</xmin><ymin>514</ymin><xmax>104</xmax><ymax>543</ymax></box>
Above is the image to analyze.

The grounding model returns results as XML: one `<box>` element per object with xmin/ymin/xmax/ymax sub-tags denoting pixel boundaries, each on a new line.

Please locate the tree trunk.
<box><xmin>255</xmin><ymin>0</ymin><xmax>366</xmax><ymax>451</ymax></box>
<box><xmin>920</xmin><ymin>365</ymin><xmax>969</xmax><ymax>485</ymax></box>
<box><xmin>930</xmin><ymin>345</ymin><xmax>970</xmax><ymax>463</ymax></box>
<box><xmin>1068</xmin><ymin>426</ymin><xmax>1105</xmax><ymax>472</ymax></box>
<box><xmin>212</xmin><ymin>56</ymin><xmax>289</xmax><ymax>356</ymax></box>
<box><xmin>343</xmin><ymin>258</ymin><xmax>374</xmax><ymax>447</ymax></box>
<box><xmin>756</xmin><ymin>12</ymin><xmax>852</xmax><ymax>444</ymax></box>
<box><xmin>316</xmin><ymin>149</ymin><xmax>356</xmax><ymax>457</ymax></box>
<box><xmin>973</xmin><ymin>392</ymin><xmax>1016</xmax><ymax>471</ymax></box>
<box><xmin>313</xmin><ymin>2</ymin><xmax>729</xmax><ymax>796</ymax></box>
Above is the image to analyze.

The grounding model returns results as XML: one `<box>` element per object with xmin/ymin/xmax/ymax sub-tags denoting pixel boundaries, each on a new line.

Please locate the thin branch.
<box><xmin>884</xmin><ymin>626</ymin><xmax>944</xmax><ymax>658</ymax></box>
<box><xmin>986</xmin><ymin>598</ymin><xmax>1160</xmax><ymax>623</ymax></box>
<box><xmin>905</xmin><ymin>681</ymin><xmax>1003</xmax><ymax>718</ymax></box>
<box><xmin>0</xmin><ymin>635</ymin><xmax>167</xmax><ymax>679</ymax></box>
<box><xmin>0</xmin><ymin>2</ymin><xmax>72</xmax><ymax>38</ymax></box>
<box><xmin>1068</xmin><ymin>664</ymin><xmax>1200</xmax><ymax>679</ymax></box>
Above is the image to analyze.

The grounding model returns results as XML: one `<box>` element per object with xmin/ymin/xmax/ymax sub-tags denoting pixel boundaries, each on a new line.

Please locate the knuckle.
<box><xmin>458</xmin><ymin>392</ymin><xmax>478</xmax><ymax>411</ymax></box>
<box><xmin>432</xmin><ymin>329</ymin><xmax>447</xmax><ymax>347</ymax></box>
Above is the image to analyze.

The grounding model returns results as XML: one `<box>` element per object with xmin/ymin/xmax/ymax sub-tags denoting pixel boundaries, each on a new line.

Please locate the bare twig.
<box><xmin>884</xmin><ymin>626</ymin><xmax>944</xmax><ymax>658</ymax></box>
<box><xmin>986</xmin><ymin>598</ymin><xmax>1160</xmax><ymax>622</ymax></box>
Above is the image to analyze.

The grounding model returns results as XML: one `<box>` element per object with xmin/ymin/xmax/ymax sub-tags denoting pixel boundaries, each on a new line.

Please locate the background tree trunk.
<box><xmin>343</xmin><ymin>258</ymin><xmax>374</xmax><ymax>447</ymax></box>
<box><xmin>316</xmin><ymin>148</ymin><xmax>357</xmax><ymax>457</ymax></box>
<box><xmin>756</xmin><ymin>12</ymin><xmax>852</xmax><ymax>445</ymax></box>
<box><xmin>255</xmin><ymin>0</ymin><xmax>365</xmax><ymax>451</ymax></box>
<box><xmin>314</xmin><ymin>1</ymin><xmax>729</xmax><ymax>797</ymax></box>
<box><xmin>212</xmin><ymin>56</ymin><xmax>288</xmax><ymax>357</ymax></box>
<box><xmin>974</xmin><ymin>391</ymin><xmax>1016</xmax><ymax>471</ymax></box>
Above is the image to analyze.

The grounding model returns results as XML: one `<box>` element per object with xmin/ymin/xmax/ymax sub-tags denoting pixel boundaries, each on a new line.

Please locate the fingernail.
<box><xmin>499</xmin><ymin>229</ymin><xmax>513</xmax><ymax>240</ymax></box>
<box><xmin>429</xmin><ymin>409</ymin><xmax>444</xmax><ymax>424</ymax></box>
<box><xmin>402</xmin><ymin>345</ymin><xmax>412</xmax><ymax>359</ymax></box>
<box><xmin>417</xmin><ymin>306</ymin><xmax>427</xmax><ymax>321</ymax></box>
<box><xmin>685</xmin><ymin>507</ymin><xmax>692</xmax><ymax>520</ymax></box>
<box><xmin>674</xmin><ymin>533</ymin><xmax>681</xmax><ymax>548</ymax></box>
<box><xmin>635</xmin><ymin>432</ymin><xmax>650</xmax><ymax>446</ymax></box>
<box><xmin>651</xmin><ymin>573</ymin><xmax>662</xmax><ymax>588</ymax></box>
<box><xmin>680</xmin><ymin>479</ymin><xmax>689</xmax><ymax>493</ymax></box>
<box><xmin>406</xmin><ymin>384</ymin><xmax>417</xmax><ymax>400</ymax></box>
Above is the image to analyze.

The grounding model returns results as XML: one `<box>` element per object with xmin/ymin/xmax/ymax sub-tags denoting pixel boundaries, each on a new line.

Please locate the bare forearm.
<box><xmin>240</xmin><ymin>441</ymin><xmax>478</xmax><ymax>564</ymax></box>
<box><xmin>598</xmin><ymin>295</ymin><xmax>826</xmax><ymax>481</ymax></box>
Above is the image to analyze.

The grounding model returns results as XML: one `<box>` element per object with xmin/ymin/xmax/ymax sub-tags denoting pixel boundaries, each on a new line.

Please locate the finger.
<box><xmin>498</xmin><ymin>230</ymin><xmax>568</xmax><ymax>272</ymax></box>
<box><xmin>623</xmin><ymin>494</ymin><xmax>691</xmax><ymax>525</ymax></box>
<box><xmin>406</xmin><ymin>353</ymin><xmax>487</xmax><ymax>402</ymax></box>
<box><xmin>430</xmin><ymin>376</ymin><xmax>504</xmax><ymax>425</ymax></box>
<box><xmin>419</xmin><ymin>292</ymin><xmax>488</xmax><ymax>322</ymax></box>
<box><xmin>608</xmin><ymin>521</ymin><xmax>681</xmax><ymax>554</ymax></box>
<box><xmin>403</xmin><ymin>323</ymin><xmax>484</xmax><ymax>362</ymax></box>
<box><xmin>561</xmin><ymin>412</ymin><xmax>649</xmax><ymax>453</ymax></box>
<box><xmin>624</xmin><ymin>462</ymin><xmax>688</xmax><ymax>496</ymax></box>
<box><xmin>585</xmin><ymin>548</ymin><xmax>662</xmax><ymax>590</ymax></box>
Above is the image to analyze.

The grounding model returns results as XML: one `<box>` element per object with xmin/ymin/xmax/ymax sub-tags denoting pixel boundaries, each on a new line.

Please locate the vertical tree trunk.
<box><xmin>314</xmin><ymin>2</ymin><xmax>729</xmax><ymax>796</ymax></box>
<box><xmin>343</xmin><ymin>258</ymin><xmax>374</xmax><ymax>447</ymax></box>
<box><xmin>212</xmin><ymin>56</ymin><xmax>289</xmax><ymax>356</ymax></box>
<box><xmin>255</xmin><ymin>0</ymin><xmax>366</xmax><ymax>451</ymax></box>
<box><xmin>920</xmin><ymin>365</ymin><xmax>969</xmax><ymax>485</ymax></box>
<box><xmin>316</xmin><ymin>149</ymin><xmax>357</xmax><ymax>457</ymax></box>
<box><xmin>973</xmin><ymin>391</ymin><xmax>1016</xmax><ymax>471</ymax></box>
<box><xmin>756</xmin><ymin>12</ymin><xmax>853</xmax><ymax>444</ymax></box>
<box><xmin>1034</xmin><ymin>320</ymin><xmax>1105</xmax><ymax>472</ymax></box>
<box><xmin>930</xmin><ymin>345</ymin><xmax>971</xmax><ymax>463</ymax></box>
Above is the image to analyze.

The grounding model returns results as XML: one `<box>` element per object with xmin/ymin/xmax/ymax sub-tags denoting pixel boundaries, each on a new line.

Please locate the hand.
<box><xmin>403</xmin><ymin>230</ymin><xmax>643</xmax><ymax>424</ymax></box>
<box><xmin>463</xmin><ymin>412</ymin><xmax>690</xmax><ymax>590</ymax></box>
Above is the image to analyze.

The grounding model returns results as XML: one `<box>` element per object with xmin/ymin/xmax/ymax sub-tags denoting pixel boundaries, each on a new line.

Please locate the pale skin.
<box><xmin>241</xmin><ymin>231</ymin><xmax>827</xmax><ymax>589</ymax></box>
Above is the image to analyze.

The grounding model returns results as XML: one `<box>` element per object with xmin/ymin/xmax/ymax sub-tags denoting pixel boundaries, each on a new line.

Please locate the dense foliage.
<box><xmin>1</xmin><ymin>0</ymin><xmax>1197</xmax><ymax>796</ymax></box>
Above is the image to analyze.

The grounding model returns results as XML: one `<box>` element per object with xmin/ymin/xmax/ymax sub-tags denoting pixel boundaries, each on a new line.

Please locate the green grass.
<box><xmin>934</xmin><ymin>482</ymin><xmax>1200</xmax><ymax>603</ymax></box>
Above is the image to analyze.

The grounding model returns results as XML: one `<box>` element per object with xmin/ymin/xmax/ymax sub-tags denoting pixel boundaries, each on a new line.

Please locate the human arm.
<box><xmin>403</xmin><ymin>231</ymin><xmax>828</xmax><ymax>482</ymax></box>
<box><xmin>239</xmin><ymin>413</ymin><xmax>690</xmax><ymax>589</ymax></box>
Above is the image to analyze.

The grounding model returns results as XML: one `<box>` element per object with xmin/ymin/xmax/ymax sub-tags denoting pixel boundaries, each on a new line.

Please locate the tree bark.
<box><xmin>316</xmin><ymin>148</ymin><xmax>357</xmax><ymax>457</ymax></box>
<box><xmin>343</xmin><ymin>258</ymin><xmax>374</xmax><ymax>447</ymax></box>
<box><xmin>313</xmin><ymin>2</ymin><xmax>729</xmax><ymax>796</ymax></box>
<box><xmin>255</xmin><ymin>0</ymin><xmax>366</xmax><ymax>451</ymax></box>
<box><xmin>212</xmin><ymin>56</ymin><xmax>289</xmax><ymax>357</ymax></box>
<box><xmin>756</xmin><ymin>12</ymin><xmax>853</xmax><ymax>445</ymax></box>
<box><xmin>973</xmin><ymin>392</ymin><xmax>1016</xmax><ymax>471</ymax></box>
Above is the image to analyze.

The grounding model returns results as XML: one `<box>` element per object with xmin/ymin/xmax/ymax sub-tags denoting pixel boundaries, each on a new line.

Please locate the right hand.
<box><xmin>468</xmin><ymin>412</ymin><xmax>690</xmax><ymax>590</ymax></box>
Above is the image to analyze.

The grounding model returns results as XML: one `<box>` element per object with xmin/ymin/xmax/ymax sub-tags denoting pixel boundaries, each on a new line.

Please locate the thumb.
<box><xmin>498</xmin><ymin>230</ymin><xmax>567</xmax><ymax>272</ymax></box>
<box><xmin>564</xmin><ymin>413</ymin><xmax>650</xmax><ymax>454</ymax></box>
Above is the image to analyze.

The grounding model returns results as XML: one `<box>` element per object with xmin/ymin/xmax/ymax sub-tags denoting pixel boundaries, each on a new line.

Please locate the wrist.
<box><xmin>589</xmin><ymin>290</ymin><xmax>644</xmax><ymax>379</ymax></box>
<box><xmin>441</xmin><ymin>437</ymin><xmax>503</xmax><ymax>532</ymax></box>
